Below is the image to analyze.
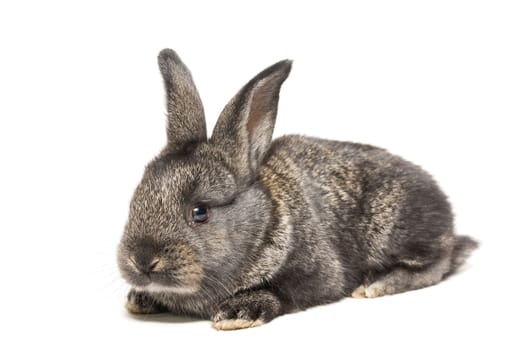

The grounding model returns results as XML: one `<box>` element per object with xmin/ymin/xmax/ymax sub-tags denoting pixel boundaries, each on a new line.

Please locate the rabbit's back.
<box><xmin>259</xmin><ymin>135</ymin><xmax>455</xmax><ymax>304</ymax></box>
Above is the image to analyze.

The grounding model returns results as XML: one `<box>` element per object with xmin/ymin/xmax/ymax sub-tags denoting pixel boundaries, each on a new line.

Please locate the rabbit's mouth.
<box><xmin>121</xmin><ymin>258</ymin><xmax>203</xmax><ymax>294</ymax></box>
<box><xmin>133</xmin><ymin>282</ymin><xmax>199</xmax><ymax>295</ymax></box>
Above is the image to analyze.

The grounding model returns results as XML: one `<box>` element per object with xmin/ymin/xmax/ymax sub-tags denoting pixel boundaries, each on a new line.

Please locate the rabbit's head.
<box><xmin>117</xmin><ymin>50</ymin><xmax>291</xmax><ymax>296</ymax></box>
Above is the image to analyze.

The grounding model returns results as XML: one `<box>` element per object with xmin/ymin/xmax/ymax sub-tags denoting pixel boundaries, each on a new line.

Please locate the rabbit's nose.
<box><xmin>130</xmin><ymin>256</ymin><xmax>161</xmax><ymax>275</ymax></box>
<box><xmin>129</xmin><ymin>240</ymin><xmax>165</xmax><ymax>276</ymax></box>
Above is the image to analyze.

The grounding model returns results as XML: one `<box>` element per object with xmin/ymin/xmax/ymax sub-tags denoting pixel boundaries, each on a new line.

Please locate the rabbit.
<box><xmin>117</xmin><ymin>48</ymin><xmax>478</xmax><ymax>331</ymax></box>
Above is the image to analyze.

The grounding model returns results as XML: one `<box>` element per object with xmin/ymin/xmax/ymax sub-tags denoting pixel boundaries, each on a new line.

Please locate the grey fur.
<box><xmin>118</xmin><ymin>49</ymin><xmax>478</xmax><ymax>330</ymax></box>
<box><xmin>158</xmin><ymin>49</ymin><xmax>207</xmax><ymax>153</ymax></box>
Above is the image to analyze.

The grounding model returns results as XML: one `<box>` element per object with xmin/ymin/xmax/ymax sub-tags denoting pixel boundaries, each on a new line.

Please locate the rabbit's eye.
<box><xmin>191</xmin><ymin>206</ymin><xmax>209</xmax><ymax>224</ymax></box>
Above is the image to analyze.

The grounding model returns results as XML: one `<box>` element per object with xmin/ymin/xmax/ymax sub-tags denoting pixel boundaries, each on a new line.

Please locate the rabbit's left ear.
<box><xmin>158</xmin><ymin>49</ymin><xmax>207</xmax><ymax>152</ymax></box>
<box><xmin>211</xmin><ymin>60</ymin><xmax>292</xmax><ymax>181</ymax></box>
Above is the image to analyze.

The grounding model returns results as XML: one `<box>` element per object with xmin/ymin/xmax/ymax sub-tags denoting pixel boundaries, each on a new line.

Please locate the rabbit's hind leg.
<box><xmin>351</xmin><ymin>257</ymin><xmax>451</xmax><ymax>298</ymax></box>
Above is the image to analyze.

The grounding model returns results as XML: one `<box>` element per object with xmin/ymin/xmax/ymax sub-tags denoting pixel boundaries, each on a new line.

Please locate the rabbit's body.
<box><xmin>118</xmin><ymin>50</ymin><xmax>477</xmax><ymax>330</ymax></box>
<box><xmin>260</xmin><ymin>135</ymin><xmax>472</xmax><ymax>301</ymax></box>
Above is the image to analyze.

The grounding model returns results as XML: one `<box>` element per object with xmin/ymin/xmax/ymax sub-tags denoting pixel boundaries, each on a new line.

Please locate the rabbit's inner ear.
<box><xmin>157</xmin><ymin>49</ymin><xmax>207</xmax><ymax>153</ymax></box>
<box><xmin>245</xmin><ymin>79</ymin><xmax>281</xmax><ymax>170</ymax></box>
<box><xmin>211</xmin><ymin>60</ymin><xmax>292</xmax><ymax>180</ymax></box>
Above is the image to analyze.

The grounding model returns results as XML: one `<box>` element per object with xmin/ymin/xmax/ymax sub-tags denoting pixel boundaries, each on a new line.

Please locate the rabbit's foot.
<box><xmin>352</xmin><ymin>257</ymin><xmax>453</xmax><ymax>298</ymax></box>
<box><xmin>125</xmin><ymin>289</ymin><xmax>167</xmax><ymax>314</ymax></box>
<box><xmin>351</xmin><ymin>285</ymin><xmax>367</xmax><ymax>298</ymax></box>
<box><xmin>212</xmin><ymin>290</ymin><xmax>282</xmax><ymax>330</ymax></box>
<box><xmin>351</xmin><ymin>284</ymin><xmax>386</xmax><ymax>298</ymax></box>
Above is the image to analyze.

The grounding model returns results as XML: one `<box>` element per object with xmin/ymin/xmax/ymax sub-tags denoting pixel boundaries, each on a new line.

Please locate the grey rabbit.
<box><xmin>117</xmin><ymin>49</ymin><xmax>478</xmax><ymax>330</ymax></box>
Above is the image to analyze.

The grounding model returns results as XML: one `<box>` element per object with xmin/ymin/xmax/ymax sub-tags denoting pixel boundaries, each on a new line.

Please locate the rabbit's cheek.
<box><xmin>159</xmin><ymin>243</ymin><xmax>204</xmax><ymax>287</ymax></box>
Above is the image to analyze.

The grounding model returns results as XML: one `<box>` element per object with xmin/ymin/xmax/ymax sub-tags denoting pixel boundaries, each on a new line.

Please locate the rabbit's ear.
<box><xmin>158</xmin><ymin>49</ymin><xmax>207</xmax><ymax>151</ymax></box>
<box><xmin>211</xmin><ymin>60</ymin><xmax>292</xmax><ymax>181</ymax></box>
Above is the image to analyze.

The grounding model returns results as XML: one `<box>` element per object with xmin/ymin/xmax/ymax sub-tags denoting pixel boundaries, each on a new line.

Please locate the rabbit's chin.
<box><xmin>133</xmin><ymin>282</ymin><xmax>199</xmax><ymax>295</ymax></box>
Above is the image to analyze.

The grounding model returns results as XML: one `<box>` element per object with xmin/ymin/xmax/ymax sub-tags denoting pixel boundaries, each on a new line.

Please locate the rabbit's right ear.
<box><xmin>211</xmin><ymin>60</ymin><xmax>292</xmax><ymax>183</ymax></box>
<box><xmin>158</xmin><ymin>49</ymin><xmax>207</xmax><ymax>152</ymax></box>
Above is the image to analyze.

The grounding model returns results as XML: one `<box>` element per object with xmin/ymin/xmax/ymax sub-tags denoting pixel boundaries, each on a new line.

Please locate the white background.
<box><xmin>1</xmin><ymin>1</ymin><xmax>524</xmax><ymax>349</ymax></box>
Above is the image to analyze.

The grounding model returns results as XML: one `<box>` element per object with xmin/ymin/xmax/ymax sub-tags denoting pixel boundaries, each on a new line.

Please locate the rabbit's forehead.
<box><xmin>142</xmin><ymin>162</ymin><xmax>200</xmax><ymax>197</ymax></box>
<box><xmin>138</xmin><ymin>158</ymin><xmax>234</xmax><ymax>203</ymax></box>
<box><xmin>127</xmin><ymin>159</ymin><xmax>234</xmax><ymax>233</ymax></box>
<box><xmin>128</xmin><ymin>164</ymin><xmax>198</xmax><ymax>227</ymax></box>
<box><xmin>162</xmin><ymin>159</ymin><xmax>233</xmax><ymax>188</ymax></box>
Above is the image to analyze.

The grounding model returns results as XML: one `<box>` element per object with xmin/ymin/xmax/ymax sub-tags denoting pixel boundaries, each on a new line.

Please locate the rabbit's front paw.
<box><xmin>212</xmin><ymin>290</ymin><xmax>282</xmax><ymax>330</ymax></box>
<box><xmin>125</xmin><ymin>289</ymin><xmax>167</xmax><ymax>314</ymax></box>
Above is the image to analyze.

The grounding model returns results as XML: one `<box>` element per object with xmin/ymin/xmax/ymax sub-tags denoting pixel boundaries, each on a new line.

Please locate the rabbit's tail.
<box><xmin>448</xmin><ymin>235</ymin><xmax>479</xmax><ymax>275</ymax></box>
